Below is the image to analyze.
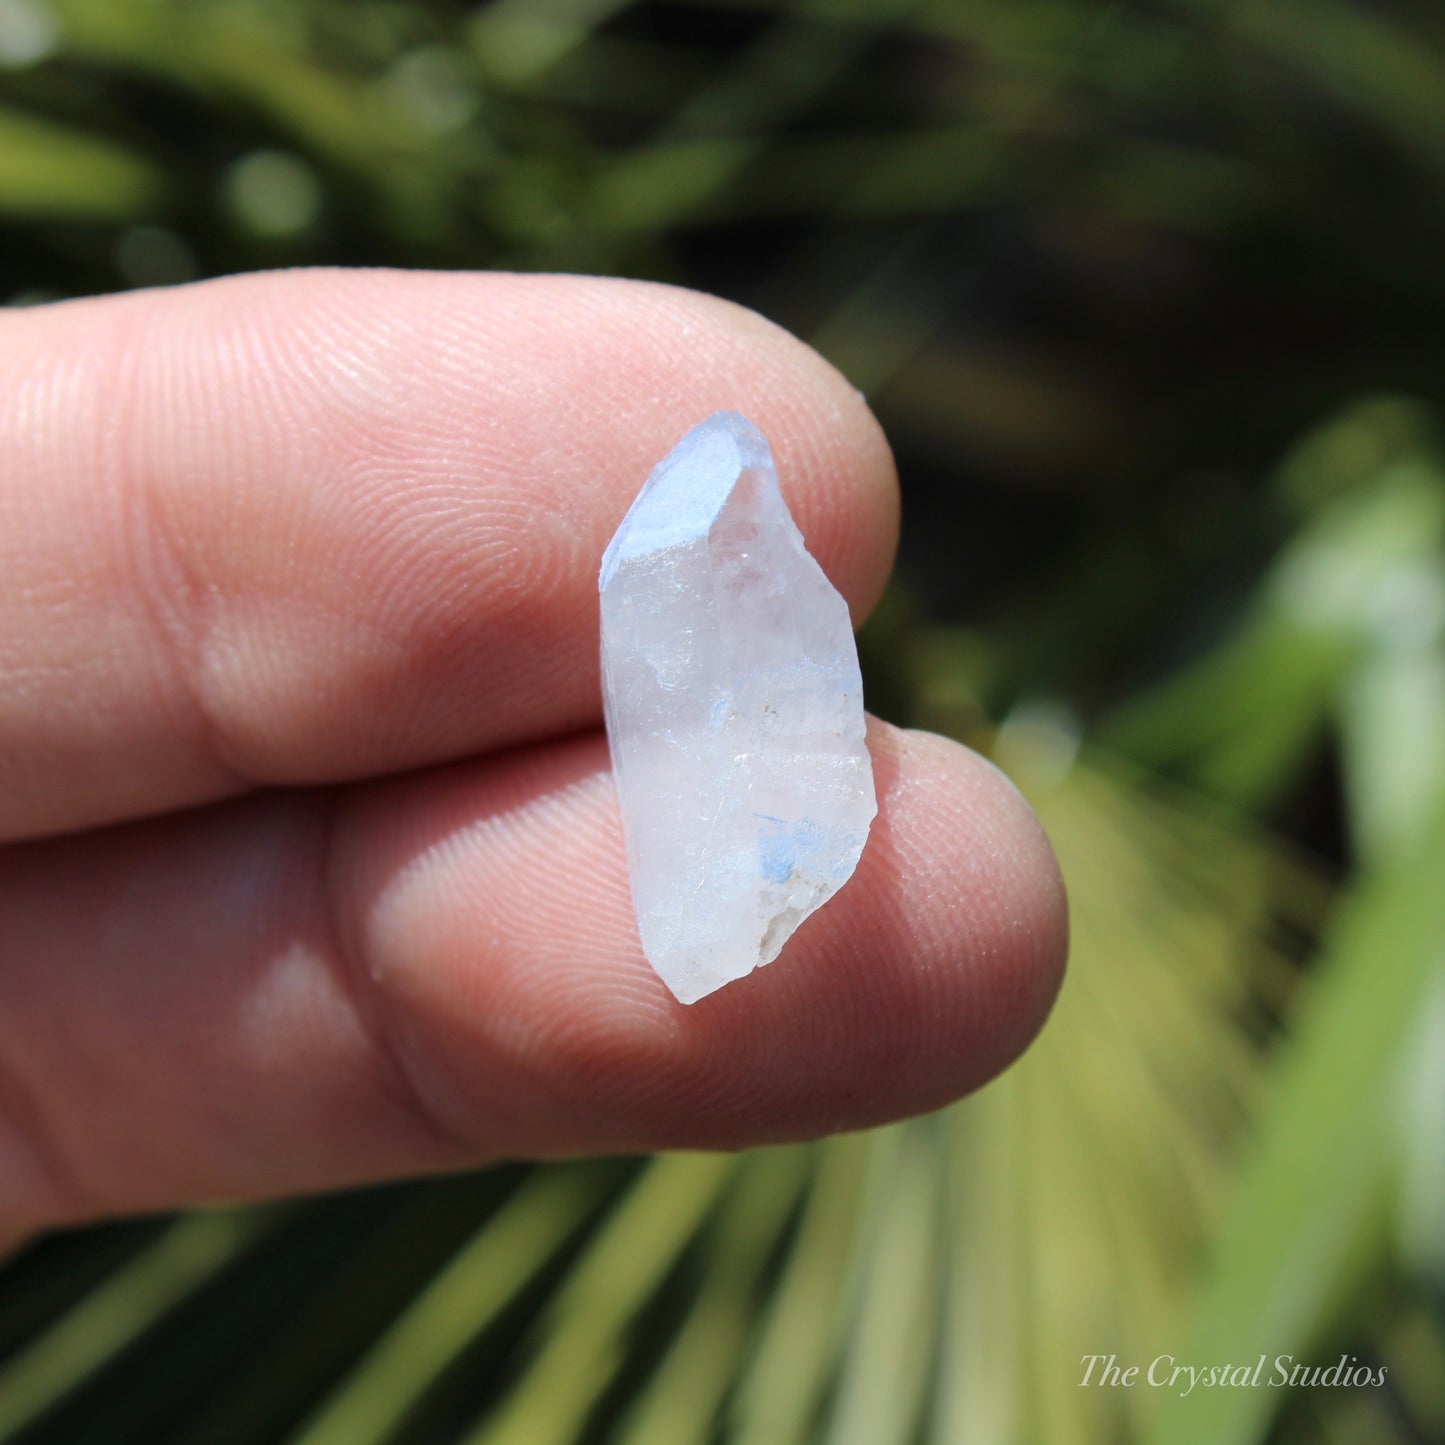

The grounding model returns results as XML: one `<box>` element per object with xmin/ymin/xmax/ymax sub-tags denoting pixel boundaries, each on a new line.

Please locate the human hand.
<box><xmin>0</xmin><ymin>271</ymin><xmax>1066</xmax><ymax>1230</ymax></box>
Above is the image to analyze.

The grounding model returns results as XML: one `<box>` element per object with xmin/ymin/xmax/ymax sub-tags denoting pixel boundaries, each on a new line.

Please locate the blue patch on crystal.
<box><xmin>755</xmin><ymin>815</ymin><xmax>830</xmax><ymax>884</ymax></box>
<box><xmin>759</xmin><ymin>831</ymin><xmax>794</xmax><ymax>882</ymax></box>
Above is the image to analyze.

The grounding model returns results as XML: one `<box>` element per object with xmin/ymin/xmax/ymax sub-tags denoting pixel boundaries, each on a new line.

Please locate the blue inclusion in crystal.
<box><xmin>755</xmin><ymin>815</ymin><xmax>828</xmax><ymax>884</ymax></box>
<box><xmin>759</xmin><ymin>829</ymin><xmax>794</xmax><ymax>883</ymax></box>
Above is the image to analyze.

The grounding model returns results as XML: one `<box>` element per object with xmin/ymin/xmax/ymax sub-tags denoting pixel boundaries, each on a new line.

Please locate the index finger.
<box><xmin>0</xmin><ymin>270</ymin><xmax>898</xmax><ymax>841</ymax></box>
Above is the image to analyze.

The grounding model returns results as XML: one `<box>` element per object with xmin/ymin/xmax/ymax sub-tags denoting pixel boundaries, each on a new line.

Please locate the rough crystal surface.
<box><xmin>600</xmin><ymin>411</ymin><xmax>876</xmax><ymax>1004</ymax></box>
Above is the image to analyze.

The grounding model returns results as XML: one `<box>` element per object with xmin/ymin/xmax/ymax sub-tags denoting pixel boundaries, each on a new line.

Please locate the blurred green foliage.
<box><xmin>1</xmin><ymin>0</ymin><xmax>1444</xmax><ymax>1442</ymax></box>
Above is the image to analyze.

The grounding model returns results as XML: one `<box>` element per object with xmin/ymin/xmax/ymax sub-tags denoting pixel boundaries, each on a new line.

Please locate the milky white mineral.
<box><xmin>599</xmin><ymin>411</ymin><xmax>876</xmax><ymax>1004</ymax></box>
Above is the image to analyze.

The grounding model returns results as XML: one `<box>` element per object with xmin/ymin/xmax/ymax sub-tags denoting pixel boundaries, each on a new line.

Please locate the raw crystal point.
<box><xmin>600</xmin><ymin>411</ymin><xmax>877</xmax><ymax>1004</ymax></box>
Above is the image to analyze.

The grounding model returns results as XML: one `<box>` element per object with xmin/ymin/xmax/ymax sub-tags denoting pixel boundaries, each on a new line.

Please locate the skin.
<box><xmin>0</xmin><ymin>269</ymin><xmax>1068</xmax><ymax>1233</ymax></box>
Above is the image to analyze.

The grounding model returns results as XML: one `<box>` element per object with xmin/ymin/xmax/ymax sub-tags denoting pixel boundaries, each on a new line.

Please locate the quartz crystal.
<box><xmin>600</xmin><ymin>411</ymin><xmax>876</xmax><ymax>1004</ymax></box>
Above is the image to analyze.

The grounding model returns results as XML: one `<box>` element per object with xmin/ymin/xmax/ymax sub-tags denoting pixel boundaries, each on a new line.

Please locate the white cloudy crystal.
<box><xmin>599</xmin><ymin>411</ymin><xmax>876</xmax><ymax>1004</ymax></box>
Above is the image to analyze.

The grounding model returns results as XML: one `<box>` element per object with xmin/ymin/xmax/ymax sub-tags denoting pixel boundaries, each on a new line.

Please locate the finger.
<box><xmin>0</xmin><ymin>722</ymin><xmax>1065</xmax><ymax>1227</ymax></box>
<box><xmin>0</xmin><ymin>269</ymin><xmax>897</xmax><ymax>841</ymax></box>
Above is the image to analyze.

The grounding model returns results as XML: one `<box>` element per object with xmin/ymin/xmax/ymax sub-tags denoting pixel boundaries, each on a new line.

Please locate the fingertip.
<box><xmin>0</xmin><ymin>269</ymin><xmax>904</xmax><ymax>838</ymax></box>
<box><xmin>871</xmin><ymin>724</ymin><xmax>1069</xmax><ymax>1082</ymax></box>
<box><xmin>713</xmin><ymin>719</ymin><xmax>1067</xmax><ymax>1135</ymax></box>
<box><xmin>346</xmin><ymin>717</ymin><xmax>1067</xmax><ymax>1157</ymax></box>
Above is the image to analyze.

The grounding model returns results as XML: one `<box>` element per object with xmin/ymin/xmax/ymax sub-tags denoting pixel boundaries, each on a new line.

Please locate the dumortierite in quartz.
<box><xmin>600</xmin><ymin>411</ymin><xmax>876</xmax><ymax>1004</ymax></box>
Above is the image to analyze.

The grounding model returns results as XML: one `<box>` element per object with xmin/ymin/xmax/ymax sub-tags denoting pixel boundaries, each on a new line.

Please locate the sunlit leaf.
<box><xmin>1145</xmin><ymin>799</ymin><xmax>1445</xmax><ymax>1445</ymax></box>
<box><xmin>0</xmin><ymin>106</ymin><xmax>161</xmax><ymax>218</ymax></box>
